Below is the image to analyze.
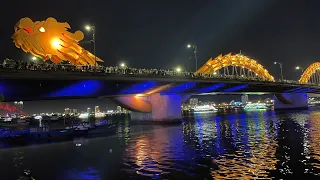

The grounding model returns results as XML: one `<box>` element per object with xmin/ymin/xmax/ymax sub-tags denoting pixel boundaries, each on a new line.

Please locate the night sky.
<box><xmin>1</xmin><ymin>0</ymin><xmax>320</xmax><ymax>113</ymax></box>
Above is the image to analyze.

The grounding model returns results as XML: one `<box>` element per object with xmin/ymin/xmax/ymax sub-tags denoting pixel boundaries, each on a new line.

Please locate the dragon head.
<box><xmin>12</xmin><ymin>17</ymin><xmax>102</xmax><ymax>65</ymax></box>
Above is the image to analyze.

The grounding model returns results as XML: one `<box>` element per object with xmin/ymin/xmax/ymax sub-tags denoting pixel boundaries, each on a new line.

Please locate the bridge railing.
<box><xmin>0</xmin><ymin>61</ymin><xmax>310</xmax><ymax>86</ymax></box>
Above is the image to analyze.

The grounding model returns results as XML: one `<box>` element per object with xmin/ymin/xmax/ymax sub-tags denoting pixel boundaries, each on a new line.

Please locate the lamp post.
<box><xmin>85</xmin><ymin>25</ymin><xmax>96</xmax><ymax>66</ymax></box>
<box><xmin>187</xmin><ymin>44</ymin><xmax>198</xmax><ymax>72</ymax></box>
<box><xmin>274</xmin><ymin>61</ymin><xmax>283</xmax><ymax>81</ymax></box>
<box><xmin>31</xmin><ymin>56</ymin><xmax>37</xmax><ymax>62</ymax></box>
<box><xmin>295</xmin><ymin>66</ymin><xmax>304</xmax><ymax>73</ymax></box>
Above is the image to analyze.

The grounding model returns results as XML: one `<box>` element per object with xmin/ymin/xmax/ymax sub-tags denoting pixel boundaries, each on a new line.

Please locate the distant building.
<box><xmin>64</xmin><ymin>108</ymin><xmax>71</xmax><ymax>114</ymax></box>
<box><xmin>189</xmin><ymin>98</ymin><xmax>198</xmax><ymax>106</ymax></box>
<box><xmin>241</xmin><ymin>95</ymin><xmax>249</xmax><ymax>104</ymax></box>
<box><xmin>95</xmin><ymin>106</ymin><xmax>100</xmax><ymax>114</ymax></box>
<box><xmin>72</xmin><ymin>109</ymin><xmax>78</xmax><ymax>114</ymax></box>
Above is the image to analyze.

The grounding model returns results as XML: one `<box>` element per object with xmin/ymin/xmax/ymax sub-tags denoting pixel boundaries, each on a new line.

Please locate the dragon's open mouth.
<box><xmin>15</xmin><ymin>26</ymin><xmax>34</xmax><ymax>34</ymax></box>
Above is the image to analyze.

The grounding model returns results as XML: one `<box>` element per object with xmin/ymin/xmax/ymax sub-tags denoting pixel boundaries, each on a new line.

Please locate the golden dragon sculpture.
<box><xmin>12</xmin><ymin>17</ymin><xmax>103</xmax><ymax>66</ymax></box>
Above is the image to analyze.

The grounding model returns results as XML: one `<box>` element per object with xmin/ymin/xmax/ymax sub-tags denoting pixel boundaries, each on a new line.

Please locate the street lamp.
<box><xmin>31</xmin><ymin>56</ymin><xmax>37</xmax><ymax>61</ymax></box>
<box><xmin>84</xmin><ymin>24</ymin><xmax>96</xmax><ymax>66</ymax></box>
<box><xmin>120</xmin><ymin>63</ymin><xmax>126</xmax><ymax>68</ymax></box>
<box><xmin>274</xmin><ymin>61</ymin><xmax>284</xmax><ymax>81</ymax></box>
<box><xmin>295</xmin><ymin>66</ymin><xmax>304</xmax><ymax>73</ymax></box>
<box><xmin>187</xmin><ymin>43</ymin><xmax>198</xmax><ymax>72</ymax></box>
<box><xmin>176</xmin><ymin>67</ymin><xmax>181</xmax><ymax>72</ymax></box>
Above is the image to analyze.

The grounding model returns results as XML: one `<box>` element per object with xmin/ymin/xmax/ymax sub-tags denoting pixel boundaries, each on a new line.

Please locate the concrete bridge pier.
<box><xmin>112</xmin><ymin>93</ymin><xmax>190</xmax><ymax>123</ymax></box>
<box><xmin>273</xmin><ymin>93</ymin><xmax>308</xmax><ymax>110</ymax></box>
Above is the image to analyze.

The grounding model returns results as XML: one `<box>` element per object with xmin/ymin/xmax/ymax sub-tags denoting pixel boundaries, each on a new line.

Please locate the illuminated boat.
<box><xmin>0</xmin><ymin>117</ymin><xmax>29</xmax><ymax>127</ymax></box>
<box><xmin>244</xmin><ymin>103</ymin><xmax>267</xmax><ymax>110</ymax></box>
<box><xmin>192</xmin><ymin>105</ymin><xmax>217</xmax><ymax>112</ymax></box>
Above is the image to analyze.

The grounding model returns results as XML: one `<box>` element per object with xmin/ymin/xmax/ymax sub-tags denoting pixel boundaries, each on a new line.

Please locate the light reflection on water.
<box><xmin>1</xmin><ymin>109</ymin><xmax>320</xmax><ymax>179</ymax></box>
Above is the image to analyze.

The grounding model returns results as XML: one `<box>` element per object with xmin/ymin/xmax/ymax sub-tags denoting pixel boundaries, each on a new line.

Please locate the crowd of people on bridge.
<box><xmin>0</xmin><ymin>58</ymin><xmax>302</xmax><ymax>84</ymax></box>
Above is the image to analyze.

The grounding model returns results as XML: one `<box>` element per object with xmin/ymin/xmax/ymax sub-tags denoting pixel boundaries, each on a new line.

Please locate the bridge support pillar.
<box><xmin>273</xmin><ymin>93</ymin><xmax>308</xmax><ymax>110</ymax></box>
<box><xmin>130</xmin><ymin>93</ymin><xmax>183</xmax><ymax>123</ymax></box>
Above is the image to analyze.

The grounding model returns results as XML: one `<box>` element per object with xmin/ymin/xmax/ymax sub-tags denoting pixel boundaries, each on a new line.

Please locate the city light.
<box><xmin>213</xmin><ymin>72</ymin><xmax>217</xmax><ymax>75</ymax></box>
<box><xmin>187</xmin><ymin>44</ymin><xmax>192</xmax><ymax>48</ymax></box>
<box><xmin>120</xmin><ymin>63</ymin><xmax>125</xmax><ymax>67</ymax></box>
<box><xmin>31</xmin><ymin>56</ymin><xmax>37</xmax><ymax>61</ymax></box>
<box><xmin>176</xmin><ymin>67</ymin><xmax>181</xmax><ymax>72</ymax></box>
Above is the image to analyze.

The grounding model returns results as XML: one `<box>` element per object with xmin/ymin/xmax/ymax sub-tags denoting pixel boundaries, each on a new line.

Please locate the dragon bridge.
<box><xmin>195</xmin><ymin>53</ymin><xmax>275</xmax><ymax>82</ymax></box>
<box><xmin>299</xmin><ymin>62</ymin><xmax>320</xmax><ymax>84</ymax></box>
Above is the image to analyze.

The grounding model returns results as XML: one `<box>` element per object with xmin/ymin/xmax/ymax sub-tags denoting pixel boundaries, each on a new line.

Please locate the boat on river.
<box><xmin>192</xmin><ymin>105</ymin><xmax>217</xmax><ymax>112</ymax></box>
<box><xmin>244</xmin><ymin>103</ymin><xmax>268</xmax><ymax>110</ymax></box>
<box><xmin>0</xmin><ymin>117</ymin><xmax>29</xmax><ymax>127</ymax></box>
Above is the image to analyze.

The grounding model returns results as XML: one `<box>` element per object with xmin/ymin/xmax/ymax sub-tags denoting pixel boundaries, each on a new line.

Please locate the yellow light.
<box><xmin>39</xmin><ymin>27</ymin><xmax>45</xmax><ymax>33</ymax></box>
<box><xmin>296</xmin><ymin>66</ymin><xmax>300</xmax><ymax>70</ymax></box>
<box><xmin>187</xmin><ymin>44</ymin><xmax>191</xmax><ymax>48</ymax></box>
<box><xmin>120</xmin><ymin>63</ymin><xmax>125</xmax><ymax>67</ymax></box>
<box><xmin>31</xmin><ymin>56</ymin><xmax>37</xmax><ymax>60</ymax></box>
<box><xmin>51</xmin><ymin>38</ymin><xmax>61</xmax><ymax>49</ymax></box>
<box><xmin>135</xmin><ymin>94</ymin><xmax>143</xmax><ymax>97</ymax></box>
<box><xmin>176</xmin><ymin>67</ymin><xmax>181</xmax><ymax>72</ymax></box>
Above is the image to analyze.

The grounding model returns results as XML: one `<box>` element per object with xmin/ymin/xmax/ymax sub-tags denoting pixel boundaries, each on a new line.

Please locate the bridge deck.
<box><xmin>0</xmin><ymin>69</ymin><xmax>319</xmax><ymax>101</ymax></box>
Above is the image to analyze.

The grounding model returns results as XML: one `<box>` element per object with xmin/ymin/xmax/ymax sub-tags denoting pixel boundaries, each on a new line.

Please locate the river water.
<box><xmin>1</xmin><ymin>108</ymin><xmax>320</xmax><ymax>179</ymax></box>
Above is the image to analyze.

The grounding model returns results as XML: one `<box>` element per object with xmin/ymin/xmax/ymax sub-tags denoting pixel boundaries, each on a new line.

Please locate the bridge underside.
<box><xmin>111</xmin><ymin>93</ymin><xmax>190</xmax><ymax>122</ymax></box>
<box><xmin>0</xmin><ymin>73</ymin><xmax>315</xmax><ymax>121</ymax></box>
<box><xmin>0</xmin><ymin>75</ymin><xmax>320</xmax><ymax>101</ymax></box>
<box><xmin>273</xmin><ymin>93</ymin><xmax>309</xmax><ymax>110</ymax></box>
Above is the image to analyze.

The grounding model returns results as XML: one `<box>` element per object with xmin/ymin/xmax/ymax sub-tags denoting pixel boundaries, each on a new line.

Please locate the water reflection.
<box><xmin>2</xmin><ymin>109</ymin><xmax>320</xmax><ymax>179</ymax></box>
<box><xmin>123</xmin><ymin>127</ymin><xmax>186</xmax><ymax>178</ymax></box>
<box><xmin>121</xmin><ymin>109</ymin><xmax>320</xmax><ymax>179</ymax></box>
<box><xmin>186</xmin><ymin>111</ymin><xmax>278</xmax><ymax>179</ymax></box>
<box><xmin>308</xmin><ymin>111</ymin><xmax>320</xmax><ymax>175</ymax></box>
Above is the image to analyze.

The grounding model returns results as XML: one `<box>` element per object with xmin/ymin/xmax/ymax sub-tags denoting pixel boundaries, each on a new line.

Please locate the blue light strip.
<box><xmin>296</xmin><ymin>88</ymin><xmax>317</xmax><ymax>93</ymax></box>
<box><xmin>222</xmin><ymin>84</ymin><xmax>248</xmax><ymax>92</ymax></box>
<box><xmin>48</xmin><ymin>80</ymin><xmax>101</xmax><ymax>97</ymax></box>
<box><xmin>195</xmin><ymin>83</ymin><xmax>225</xmax><ymax>93</ymax></box>
<box><xmin>284</xmin><ymin>87</ymin><xmax>303</xmax><ymax>93</ymax></box>
<box><xmin>119</xmin><ymin>81</ymin><xmax>157</xmax><ymax>94</ymax></box>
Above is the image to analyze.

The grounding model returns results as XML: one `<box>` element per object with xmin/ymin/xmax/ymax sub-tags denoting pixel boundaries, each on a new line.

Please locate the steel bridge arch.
<box><xmin>299</xmin><ymin>62</ymin><xmax>320</xmax><ymax>84</ymax></box>
<box><xmin>195</xmin><ymin>53</ymin><xmax>275</xmax><ymax>81</ymax></box>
